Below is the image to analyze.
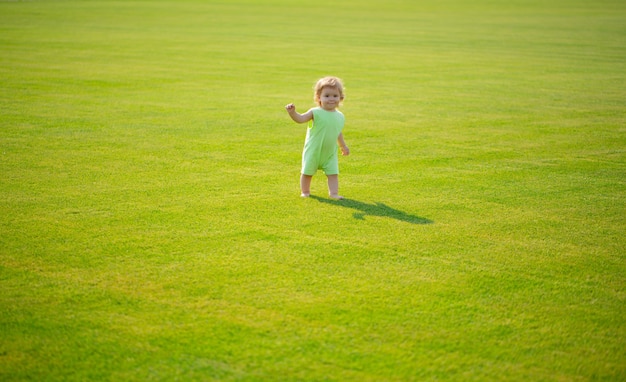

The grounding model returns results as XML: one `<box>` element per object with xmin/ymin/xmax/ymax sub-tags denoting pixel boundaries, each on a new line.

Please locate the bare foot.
<box><xmin>329</xmin><ymin>194</ymin><xmax>344</xmax><ymax>200</ymax></box>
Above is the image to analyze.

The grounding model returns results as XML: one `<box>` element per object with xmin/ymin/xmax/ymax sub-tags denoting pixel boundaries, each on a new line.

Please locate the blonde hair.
<box><xmin>313</xmin><ymin>76</ymin><xmax>345</xmax><ymax>106</ymax></box>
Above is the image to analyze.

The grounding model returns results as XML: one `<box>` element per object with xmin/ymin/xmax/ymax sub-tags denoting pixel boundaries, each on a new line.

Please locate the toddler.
<box><xmin>285</xmin><ymin>76</ymin><xmax>350</xmax><ymax>199</ymax></box>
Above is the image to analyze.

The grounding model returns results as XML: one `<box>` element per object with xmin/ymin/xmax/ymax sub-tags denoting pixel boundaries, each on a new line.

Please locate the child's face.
<box><xmin>319</xmin><ymin>86</ymin><xmax>342</xmax><ymax>111</ymax></box>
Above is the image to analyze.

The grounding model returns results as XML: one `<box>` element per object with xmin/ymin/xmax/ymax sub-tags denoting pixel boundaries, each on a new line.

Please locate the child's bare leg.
<box><xmin>327</xmin><ymin>174</ymin><xmax>343</xmax><ymax>199</ymax></box>
<box><xmin>300</xmin><ymin>174</ymin><xmax>312</xmax><ymax>197</ymax></box>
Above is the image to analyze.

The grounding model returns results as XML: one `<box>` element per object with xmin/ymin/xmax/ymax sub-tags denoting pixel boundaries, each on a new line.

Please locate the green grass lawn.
<box><xmin>1</xmin><ymin>0</ymin><xmax>625</xmax><ymax>380</ymax></box>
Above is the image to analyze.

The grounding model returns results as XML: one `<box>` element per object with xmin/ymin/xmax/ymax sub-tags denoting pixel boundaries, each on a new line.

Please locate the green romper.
<box><xmin>301</xmin><ymin>107</ymin><xmax>345</xmax><ymax>176</ymax></box>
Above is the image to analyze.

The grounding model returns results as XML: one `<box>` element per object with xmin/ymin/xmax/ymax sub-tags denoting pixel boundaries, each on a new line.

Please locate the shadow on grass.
<box><xmin>310</xmin><ymin>195</ymin><xmax>433</xmax><ymax>225</ymax></box>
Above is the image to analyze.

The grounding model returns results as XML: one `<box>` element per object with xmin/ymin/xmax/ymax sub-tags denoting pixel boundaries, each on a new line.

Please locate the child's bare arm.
<box><xmin>285</xmin><ymin>103</ymin><xmax>313</xmax><ymax>124</ymax></box>
<box><xmin>338</xmin><ymin>133</ymin><xmax>349</xmax><ymax>156</ymax></box>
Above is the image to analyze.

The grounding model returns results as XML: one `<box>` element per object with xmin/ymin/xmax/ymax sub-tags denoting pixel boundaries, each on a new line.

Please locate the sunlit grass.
<box><xmin>1</xmin><ymin>0</ymin><xmax>625</xmax><ymax>380</ymax></box>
